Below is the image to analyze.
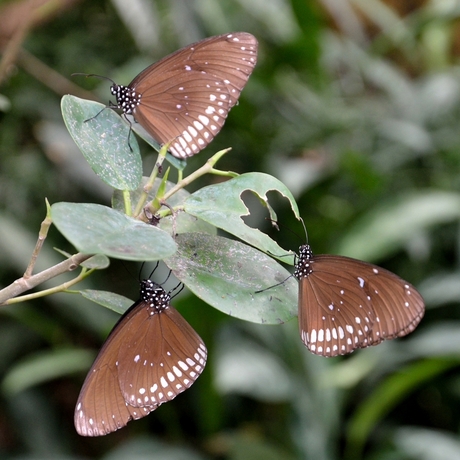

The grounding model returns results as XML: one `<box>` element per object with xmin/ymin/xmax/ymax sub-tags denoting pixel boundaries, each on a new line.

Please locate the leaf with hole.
<box><xmin>184</xmin><ymin>173</ymin><xmax>299</xmax><ymax>263</ymax></box>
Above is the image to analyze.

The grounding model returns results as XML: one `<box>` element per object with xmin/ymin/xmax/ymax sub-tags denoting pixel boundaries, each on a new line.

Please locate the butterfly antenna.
<box><xmin>254</xmin><ymin>216</ymin><xmax>304</xmax><ymax>294</ymax></box>
<box><xmin>255</xmin><ymin>274</ymin><xmax>293</xmax><ymax>294</ymax></box>
<box><xmin>266</xmin><ymin>217</ymin><xmax>304</xmax><ymax>244</ymax></box>
<box><xmin>119</xmin><ymin>261</ymin><xmax>139</xmax><ymax>284</ymax></box>
<box><xmin>300</xmin><ymin>217</ymin><xmax>309</xmax><ymax>244</ymax></box>
<box><xmin>71</xmin><ymin>73</ymin><xmax>117</xmax><ymax>86</ymax></box>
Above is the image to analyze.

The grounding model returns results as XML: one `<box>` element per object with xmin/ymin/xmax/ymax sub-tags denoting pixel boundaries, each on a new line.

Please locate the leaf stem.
<box><xmin>122</xmin><ymin>190</ymin><xmax>132</xmax><ymax>216</ymax></box>
<box><xmin>162</xmin><ymin>148</ymin><xmax>237</xmax><ymax>202</ymax></box>
<box><xmin>133</xmin><ymin>142</ymin><xmax>169</xmax><ymax>217</ymax></box>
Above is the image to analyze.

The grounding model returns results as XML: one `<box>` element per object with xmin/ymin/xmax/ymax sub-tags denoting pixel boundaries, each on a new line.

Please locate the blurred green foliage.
<box><xmin>1</xmin><ymin>0</ymin><xmax>460</xmax><ymax>459</ymax></box>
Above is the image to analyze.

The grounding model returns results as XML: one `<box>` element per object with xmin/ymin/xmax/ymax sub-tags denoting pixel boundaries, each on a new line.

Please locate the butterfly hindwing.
<box><xmin>74</xmin><ymin>280</ymin><xmax>207</xmax><ymax>436</ymax></box>
<box><xmin>117</xmin><ymin>305</ymin><xmax>207</xmax><ymax>408</ymax></box>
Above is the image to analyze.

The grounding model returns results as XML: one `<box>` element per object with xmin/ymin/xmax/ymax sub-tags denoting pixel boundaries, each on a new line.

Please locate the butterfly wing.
<box><xmin>117</xmin><ymin>305</ymin><xmax>207</xmax><ymax>408</ymax></box>
<box><xmin>298</xmin><ymin>255</ymin><xmax>424</xmax><ymax>357</ymax></box>
<box><xmin>354</xmin><ymin>261</ymin><xmax>425</xmax><ymax>343</ymax></box>
<box><xmin>74</xmin><ymin>302</ymin><xmax>157</xmax><ymax>436</ymax></box>
<box><xmin>130</xmin><ymin>32</ymin><xmax>258</xmax><ymax>158</ymax></box>
<box><xmin>74</xmin><ymin>291</ymin><xmax>207</xmax><ymax>436</ymax></box>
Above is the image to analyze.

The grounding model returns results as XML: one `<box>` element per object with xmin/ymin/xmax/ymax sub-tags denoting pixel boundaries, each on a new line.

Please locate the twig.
<box><xmin>133</xmin><ymin>142</ymin><xmax>169</xmax><ymax>218</ymax></box>
<box><xmin>0</xmin><ymin>3</ymin><xmax>35</xmax><ymax>86</ymax></box>
<box><xmin>162</xmin><ymin>148</ymin><xmax>236</xmax><ymax>202</ymax></box>
<box><xmin>0</xmin><ymin>252</ymin><xmax>92</xmax><ymax>305</ymax></box>
<box><xmin>7</xmin><ymin>266</ymin><xmax>94</xmax><ymax>304</ymax></box>
<box><xmin>17</xmin><ymin>48</ymin><xmax>97</xmax><ymax>99</ymax></box>
<box><xmin>24</xmin><ymin>199</ymin><xmax>52</xmax><ymax>278</ymax></box>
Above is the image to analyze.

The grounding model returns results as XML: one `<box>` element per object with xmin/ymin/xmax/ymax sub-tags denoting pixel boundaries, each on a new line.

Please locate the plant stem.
<box><xmin>6</xmin><ymin>267</ymin><xmax>95</xmax><ymax>304</ymax></box>
<box><xmin>133</xmin><ymin>143</ymin><xmax>169</xmax><ymax>217</ymax></box>
<box><xmin>24</xmin><ymin>200</ymin><xmax>52</xmax><ymax>278</ymax></box>
<box><xmin>162</xmin><ymin>148</ymin><xmax>236</xmax><ymax>202</ymax></box>
<box><xmin>0</xmin><ymin>253</ymin><xmax>93</xmax><ymax>305</ymax></box>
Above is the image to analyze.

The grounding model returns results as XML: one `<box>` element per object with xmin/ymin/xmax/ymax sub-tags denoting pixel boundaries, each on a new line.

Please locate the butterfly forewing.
<box><xmin>74</xmin><ymin>280</ymin><xmax>207</xmax><ymax>436</ymax></box>
<box><xmin>296</xmin><ymin>245</ymin><xmax>425</xmax><ymax>357</ymax></box>
<box><xmin>131</xmin><ymin>32</ymin><xmax>257</xmax><ymax>106</ymax></box>
<box><xmin>133</xmin><ymin>74</ymin><xmax>233</xmax><ymax>158</ymax></box>
<box><xmin>114</xmin><ymin>32</ymin><xmax>258</xmax><ymax>158</ymax></box>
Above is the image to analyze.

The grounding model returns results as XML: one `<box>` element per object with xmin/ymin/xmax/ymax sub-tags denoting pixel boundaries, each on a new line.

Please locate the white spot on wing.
<box><xmin>198</xmin><ymin>115</ymin><xmax>209</xmax><ymax>125</ymax></box>
<box><xmin>182</xmin><ymin>131</ymin><xmax>192</xmax><ymax>142</ymax></box>
<box><xmin>178</xmin><ymin>360</ymin><xmax>189</xmax><ymax>370</ymax></box>
<box><xmin>173</xmin><ymin>366</ymin><xmax>182</xmax><ymax>377</ymax></box>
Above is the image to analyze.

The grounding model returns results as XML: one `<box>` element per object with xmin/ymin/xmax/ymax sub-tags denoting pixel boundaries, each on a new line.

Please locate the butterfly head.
<box><xmin>294</xmin><ymin>244</ymin><xmax>314</xmax><ymax>280</ymax></box>
<box><xmin>140</xmin><ymin>279</ymin><xmax>171</xmax><ymax>314</ymax></box>
<box><xmin>111</xmin><ymin>84</ymin><xmax>142</xmax><ymax>114</ymax></box>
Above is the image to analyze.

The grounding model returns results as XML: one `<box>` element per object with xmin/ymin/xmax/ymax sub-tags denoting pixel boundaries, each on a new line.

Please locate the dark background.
<box><xmin>1</xmin><ymin>0</ymin><xmax>460</xmax><ymax>458</ymax></box>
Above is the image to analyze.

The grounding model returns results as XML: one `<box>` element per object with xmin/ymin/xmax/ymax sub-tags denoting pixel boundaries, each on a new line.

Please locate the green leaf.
<box><xmin>405</xmin><ymin>323</ymin><xmax>460</xmax><ymax>356</ymax></box>
<box><xmin>51</xmin><ymin>202</ymin><xmax>176</xmax><ymax>261</ymax></box>
<box><xmin>395</xmin><ymin>427</ymin><xmax>460</xmax><ymax>460</ymax></box>
<box><xmin>214</xmin><ymin>329</ymin><xmax>293</xmax><ymax>401</ymax></box>
<box><xmin>345</xmin><ymin>357</ymin><xmax>460</xmax><ymax>459</ymax></box>
<box><xmin>61</xmin><ymin>95</ymin><xmax>142</xmax><ymax>190</ymax></box>
<box><xmin>53</xmin><ymin>249</ymin><xmax>110</xmax><ymax>269</ymax></box>
<box><xmin>227</xmin><ymin>432</ymin><xmax>297</xmax><ymax>460</ymax></box>
<box><xmin>184</xmin><ymin>172</ymin><xmax>300</xmax><ymax>262</ymax></box>
<box><xmin>2</xmin><ymin>348</ymin><xmax>95</xmax><ymax>396</ymax></box>
<box><xmin>165</xmin><ymin>233</ymin><xmax>297</xmax><ymax>324</ymax></box>
<box><xmin>80</xmin><ymin>289</ymin><xmax>133</xmax><ymax>315</ymax></box>
<box><xmin>79</xmin><ymin>254</ymin><xmax>111</xmax><ymax>269</ymax></box>
<box><xmin>106</xmin><ymin>437</ymin><xmax>207</xmax><ymax>460</ymax></box>
<box><xmin>337</xmin><ymin>191</ymin><xmax>460</xmax><ymax>261</ymax></box>
<box><xmin>112</xmin><ymin>177</ymin><xmax>217</xmax><ymax>235</ymax></box>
